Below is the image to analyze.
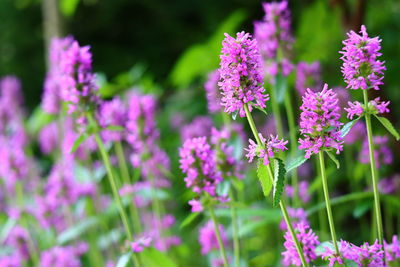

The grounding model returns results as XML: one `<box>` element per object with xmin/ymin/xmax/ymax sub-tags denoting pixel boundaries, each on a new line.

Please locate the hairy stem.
<box><xmin>363</xmin><ymin>90</ymin><xmax>384</xmax><ymax>247</ymax></box>
<box><xmin>209</xmin><ymin>206</ymin><xmax>229</xmax><ymax>267</ymax></box>
<box><xmin>318</xmin><ymin>152</ymin><xmax>340</xmax><ymax>256</ymax></box>
<box><xmin>244</xmin><ymin>104</ymin><xmax>308</xmax><ymax>267</ymax></box>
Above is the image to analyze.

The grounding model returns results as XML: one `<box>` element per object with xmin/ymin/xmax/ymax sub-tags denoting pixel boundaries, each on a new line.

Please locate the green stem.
<box><xmin>284</xmin><ymin>92</ymin><xmax>300</xmax><ymax>206</ymax></box>
<box><xmin>229</xmin><ymin>190</ymin><xmax>240</xmax><ymax>267</ymax></box>
<box><xmin>269</xmin><ymin>83</ymin><xmax>284</xmax><ymax>137</ymax></box>
<box><xmin>208</xmin><ymin>206</ymin><xmax>229</xmax><ymax>267</ymax></box>
<box><xmin>115</xmin><ymin>141</ymin><xmax>143</xmax><ymax>234</ymax></box>
<box><xmin>243</xmin><ymin>104</ymin><xmax>308</xmax><ymax>267</ymax></box>
<box><xmin>318</xmin><ymin>152</ymin><xmax>340</xmax><ymax>256</ymax></box>
<box><xmin>363</xmin><ymin>90</ymin><xmax>384</xmax><ymax>247</ymax></box>
<box><xmin>15</xmin><ymin>182</ymin><xmax>40</xmax><ymax>266</ymax></box>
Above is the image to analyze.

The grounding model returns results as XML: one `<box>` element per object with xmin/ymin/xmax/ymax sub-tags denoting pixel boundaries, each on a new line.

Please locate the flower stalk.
<box><xmin>208</xmin><ymin>205</ymin><xmax>229</xmax><ymax>267</ymax></box>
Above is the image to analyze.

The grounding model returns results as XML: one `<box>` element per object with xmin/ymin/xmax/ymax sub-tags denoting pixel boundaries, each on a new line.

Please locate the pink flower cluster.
<box><xmin>340</xmin><ymin>25</ymin><xmax>386</xmax><ymax>90</ymax></box>
<box><xmin>298</xmin><ymin>84</ymin><xmax>343</xmax><ymax>158</ymax></box>
<box><xmin>245</xmin><ymin>133</ymin><xmax>288</xmax><ymax>166</ymax></box>
<box><xmin>39</xmin><ymin>243</ymin><xmax>88</xmax><ymax>267</ymax></box>
<box><xmin>219</xmin><ymin>32</ymin><xmax>268</xmax><ymax>117</ymax></box>
<box><xmin>254</xmin><ymin>1</ymin><xmax>294</xmax><ymax>77</ymax></box>
<box><xmin>345</xmin><ymin>97</ymin><xmax>390</xmax><ymax>119</ymax></box>
<box><xmin>198</xmin><ymin>221</ymin><xmax>228</xmax><ymax>255</ymax></box>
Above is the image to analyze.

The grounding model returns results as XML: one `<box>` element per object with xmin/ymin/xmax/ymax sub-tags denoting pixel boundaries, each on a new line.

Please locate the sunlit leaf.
<box><xmin>180</xmin><ymin>212</ymin><xmax>201</xmax><ymax>229</ymax></box>
<box><xmin>60</xmin><ymin>0</ymin><xmax>80</xmax><ymax>17</ymax></box>
<box><xmin>141</xmin><ymin>248</ymin><xmax>178</xmax><ymax>267</ymax></box>
<box><xmin>340</xmin><ymin>118</ymin><xmax>360</xmax><ymax>138</ymax></box>
<box><xmin>374</xmin><ymin>115</ymin><xmax>400</xmax><ymax>140</ymax></box>
<box><xmin>116</xmin><ymin>252</ymin><xmax>132</xmax><ymax>267</ymax></box>
<box><xmin>272</xmin><ymin>158</ymin><xmax>286</xmax><ymax>207</ymax></box>
<box><xmin>257</xmin><ymin>159</ymin><xmax>272</xmax><ymax>197</ymax></box>
<box><xmin>326</xmin><ymin>151</ymin><xmax>340</xmax><ymax>169</ymax></box>
<box><xmin>70</xmin><ymin>134</ymin><xmax>89</xmax><ymax>153</ymax></box>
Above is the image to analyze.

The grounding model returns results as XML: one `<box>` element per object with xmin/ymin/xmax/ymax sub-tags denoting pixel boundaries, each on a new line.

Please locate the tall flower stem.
<box><xmin>243</xmin><ymin>104</ymin><xmax>308</xmax><ymax>267</ymax></box>
<box><xmin>208</xmin><ymin>205</ymin><xmax>229</xmax><ymax>267</ymax></box>
<box><xmin>269</xmin><ymin>84</ymin><xmax>284</xmax><ymax>137</ymax></box>
<box><xmin>93</xmin><ymin>132</ymin><xmax>141</xmax><ymax>266</ymax></box>
<box><xmin>115</xmin><ymin>141</ymin><xmax>142</xmax><ymax>234</ymax></box>
<box><xmin>284</xmin><ymin>92</ymin><xmax>300</xmax><ymax>206</ymax></box>
<box><xmin>229</xmin><ymin>190</ymin><xmax>240</xmax><ymax>267</ymax></box>
<box><xmin>363</xmin><ymin>90</ymin><xmax>384</xmax><ymax>247</ymax></box>
<box><xmin>317</xmin><ymin>152</ymin><xmax>340</xmax><ymax>256</ymax></box>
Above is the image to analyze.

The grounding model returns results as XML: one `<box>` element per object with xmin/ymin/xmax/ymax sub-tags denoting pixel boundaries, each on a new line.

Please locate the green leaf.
<box><xmin>326</xmin><ymin>151</ymin><xmax>340</xmax><ymax>169</ymax></box>
<box><xmin>180</xmin><ymin>212</ymin><xmax>201</xmax><ymax>229</ymax></box>
<box><xmin>26</xmin><ymin>107</ymin><xmax>55</xmax><ymax>135</ymax></box>
<box><xmin>251</xmin><ymin>102</ymin><xmax>268</xmax><ymax>116</ymax></box>
<box><xmin>352</xmin><ymin>201</ymin><xmax>371</xmax><ymax>218</ymax></box>
<box><xmin>141</xmin><ymin>247</ymin><xmax>178</xmax><ymax>267</ymax></box>
<box><xmin>286</xmin><ymin>154</ymin><xmax>307</xmax><ymax>173</ymax></box>
<box><xmin>275</xmin><ymin>73</ymin><xmax>287</xmax><ymax>103</ymax></box>
<box><xmin>272</xmin><ymin>158</ymin><xmax>286</xmax><ymax>207</ymax></box>
<box><xmin>116</xmin><ymin>252</ymin><xmax>132</xmax><ymax>267</ymax></box>
<box><xmin>216</xmin><ymin>180</ymin><xmax>230</xmax><ymax>197</ymax></box>
<box><xmin>0</xmin><ymin>218</ymin><xmax>16</xmax><ymax>243</ymax></box>
<box><xmin>340</xmin><ymin>118</ymin><xmax>360</xmax><ymax>138</ymax></box>
<box><xmin>70</xmin><ymin>134</ymin><xmax>89</xmax><ymax>153</ymax></box>
<box><xmin>57</xmin><ymin>217</ymin><xmax>98</xmax><ymax>245</ymax></box>
<box><xmin>257</xmin><ymin>159</ymin><xmax>272</xmax><ymax>197</ymax></box>
<box><xmin>60</xmin><ymin>0</ymin><xmax>80</xmax><ymax>17</ymax></box>
<box><xmin>374</xmin><ymin>115</ymin><xmax>400</xmax><ymax>140</ymax></box>
<box><xmin>231</xmin><ymin>110</ymin><xmax>239</xmax><ymax>120</ymax></box>
<box><xmin>106</xmin><ymin>125</ymin><xmax>125</xmax><ymax>131</ymax></box>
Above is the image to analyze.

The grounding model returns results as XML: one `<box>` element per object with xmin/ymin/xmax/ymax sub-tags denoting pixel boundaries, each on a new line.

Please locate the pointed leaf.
<box><xmin>0</xmin><ymin>218</ymin><xmax>16</xmax><ymax>243</ymax></box>
<box><xmin>326</xmin><ymin>151</ymin><xmax>340</xmax><ymax>169</ymax></box>
<box><xmin>272</xmin><ymin>158</ymin><xmax>286</xmax><ymax>207</ymax></box>
<box><xmin>231</xmin><ymin>110</ymin><xmax>239</xmax><ymax>120</ymax></box>
<box><xmin>251</xmin><ymin>102</ymin><xmax>268</xmax><ymax>116</ymax></box>
<box><xmin>257</xmin><ymin>159</ymin><xmax>272</xmax><ymax>197</ymax></box>
<box><xmin>340</xmin><ymin>118</ymin><xmax>360</xmax><ymax>138</ymax></box>
<box><xmin>286</xmin><ymin>154</ymin><xmax>307</xmax><ymax>173</ymax></box>
<box><xmin>180</xmin><ymin>212</ymin><xmax>200</xmax><ymax>229</ymax></box>
<box><xmin>70</xmin><ymin>134</ymin><xmax>89</xmax><ymax>154</ymax></box>
<box><xmin>374</xmin><ymin>115</ymin><xmax>400</xmax><ymax>140</ymax></box>
<box><xmin>116</xmin><ymin>252</ymin><xmax>132</xmax><ymax>267</ymax></box>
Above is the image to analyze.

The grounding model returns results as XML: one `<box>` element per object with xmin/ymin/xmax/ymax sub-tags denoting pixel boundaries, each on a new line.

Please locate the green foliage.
<box><xmin>26</xmin><ymin>107</ymin><xmax>55</xmax><ymax>136</ymax></box>
<box><xmin>286</xmin><ymin>153</ymin><xmax>307</xmax><ymax>173</ymax></box>
<box><xmin>257</xmin><ymin>158</ymin><xmax>273</xmax><ymax>197</ymax></box>
<box><xmin>275</xmin><ymin>73</ymin><xmax>288</xmax><ymax>103</ymax></box>
<box><xmin>169</xmin><ymin>10</ymin><xmax>246</xmax><ymax>88</ymax></box>
<box><xmin>326</xmin><ymin>151</ymin><xmax>340</xmax><ymax>169</ymax></box>
<box><xmin>141</xmin><ymin>248</ymin><xmax>178</xmax><ymax>267</ymax></box>
<box><xmin>60</xmin><ymin>0</ymin><xmax>80</xmax><ymax>17</ymax></box>
<box><xmin>272</xmin><ymin>158</ymin><xmax>286</xmax><ymax>207</ymax></box>
<box><xmin>341</xmin><ymin>118</ymin><xmax>361</xmax><ymax>138</ymax></box>
<box><xmin>180</xmin><ymin>212</ymin><xmax>201</xmax><ymax>229</ymax></box>
<box><xmin>373</xmin><ymin>115</ymin><xmax>400</xmax><ymax>140</ymax></box>
<box><xmin>70</xmin><ymin>134</ymin><xmax>89</xmax><ymax>153</ymax></box>
<box><xmin>57</xmin><ymin>217</ymin><xmax>98</xmax><ymax>245</ymax></box>
<box><xmin>116</xmin><ymin>252</ymin><xmax>132</xmax><ymax>267</ymax></box>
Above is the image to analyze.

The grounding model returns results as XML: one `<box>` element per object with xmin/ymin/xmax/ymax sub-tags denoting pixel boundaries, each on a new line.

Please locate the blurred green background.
<box><xmin>0</xmin><ymin>0</ymin><xmax>399</xmax><ymax>118</ymax></box>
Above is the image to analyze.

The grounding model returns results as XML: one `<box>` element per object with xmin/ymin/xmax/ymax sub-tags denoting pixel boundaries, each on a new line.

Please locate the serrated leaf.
<box><xmin>272</xmin><ymin>158</ymin><xmax>286</xmax><ymax>207</ymax></box>
<box><xmin>326</xmin><ymin>151</ymin><xmax>340</xmax><ymax>169</ymax></box>
<box><xmin>116</xmin><ymin>252</ymin><xmax>132</xmax><ymax>267</ymax></box>
<box><xmin>106</xmin><ymin>125</ymin><xmax>125</xmax><ymax>131</ymax></box>
<box><xmin>70</xmin><ymin>134</ymin><xmax>89</xmax><ymax>153</ymax></box>
<box><xmin>180</xmin><ymin>212</ymin><xmax>200</xmax><ymax>229</ymax></box>
<box><xmin>257</xmin><ymin>159</ymin><xmax>272</xmax><ymax>197</ymax></box>
<box><xmin>251</xmin><ymin>103</ymin><xmax>268</xmax><ymax>116</ymax></box>
<box><xmin>341</xmin><ymin>118</ymin><xmax>360</xmax><ymax>138</ymax></box>
<box><xmin>286</xmin><ymin>154</ymin><xmax>307</xmax><ymax>173</ymax></box>
<box><xmin>374</xmin><ymin>115</ymin><xmax>400</xmax><ymax>140</ymax></box>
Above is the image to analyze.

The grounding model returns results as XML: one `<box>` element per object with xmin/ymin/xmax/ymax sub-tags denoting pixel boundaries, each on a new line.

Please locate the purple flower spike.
<box><xmin>282</xmin><ymin>222</ymin><xmax>319</xmax><ymax>267</ymax></box>
<box><xmin>298</xmin><ymin>84</ymin><xmax>343</xmax><ymax>158</ymax></box>
<box><xmin>245</xmin><ymin>133</ymin><xmax>288</xmax><ymax>166</ymax></box>
<box><xmin>340</xmin><ymin>25</ymin><xmax>386</xmax><ymax>90</ymax></box>
<box><xmin>131</xmin><ymin>236</ymin><xmax>152</xmax><ymax>253</ymax></box>
<box><xmin>219</xmin><ymin>31</ymin><xmax>269</xmax><ymax>117</ymax></box>
<box><xmin>345</xmin><ymin>97</ymin><xmax>390</xmax><ymax>119</ymax></box>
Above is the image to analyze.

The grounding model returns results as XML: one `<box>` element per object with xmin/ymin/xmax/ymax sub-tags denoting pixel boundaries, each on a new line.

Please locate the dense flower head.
<box><xmin>0</xmin><ymin>142</ymin><xmax>30</xmax><ymax>190</ymax></box>
<box><xmin>40</xmin><ymin>243</ymin><xmax>88</xmax><ymax>267</ymax></box>
<box><xmin>282</xmin><ymin>222</ymin><xmax>319</xmax><ymax>266</ymax></box>
<box><xmin>179</xmin><ymin>137</ymin><xmax>222</xmax><ymax>196</ymax></box>
<box><xmin>97</xmin><ymin>97</ymin><xmax>127</xmax><ymax>142</ymax></box>
<box><xmin>298</xmin><ymin>84</ymin><xmax>343</xmax><ymax>158</ymax></box>
<box><xmin>359</xmin><ymin>135</ymin><xmax>392</xmax><ymax>168</ymax></box>
<box><xmin>295</xmin><ymin>62</ymin><xmax>321</xmax><ymax>96</ymax></box>
<box><xmin>245</xmin><ymin>133</ymin><xmax>288</xmax><ymax>165</ymax></box>
<box><xmin>5</xmin><ymin>225</ymin><xmax>30</xmax><ymax>259</ymax></box>
<box><xmin>341</xmin><ymin>240</ymin><xmax>385</xmax><ymax>266</ymax></box>
<box><xmin>345</xmin><ymin>97</ymin><xmax>390</xmax><ymax>119</ymax></box>
<box><xmin>181</xmin><ymin>116</ymin><xmax>213</xmax><ymax>141</ymax></box>
<box><xmin>42</xmin><ymin>36</ymin><xmax>74</xmax><ymax>114</ymax></box>
<box><xmin>219</xmin><ymin>31</ymin><xmax>269</xmax><ymax>117</ymax></box>
<box><xmin>59</xmin><ymin>39</ymin><xmax>99</xmax><ymax>116</ymax></box>
<box><xmin>340</xmin><ymin>25</ymin><xmax>385</xmax><ymax>90</ymax></box>
<box><xmin>198</xmin><ymin>221</ymin><xmax>228</xmax><ymax>255</ymax></box>
<box><xmin>385</xmin><ymin>235</ymin><xmax>400</xmax><ymax>262</ymax></box>
<box><xmin>0</xmin><ymin>254</ymin><xmax>21</xmax><ymax>267</ymax></box>
<box><xmin>204</xmin><ymin>70</ymin><xmax>222</xmax><ymax>113</ymax></box>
